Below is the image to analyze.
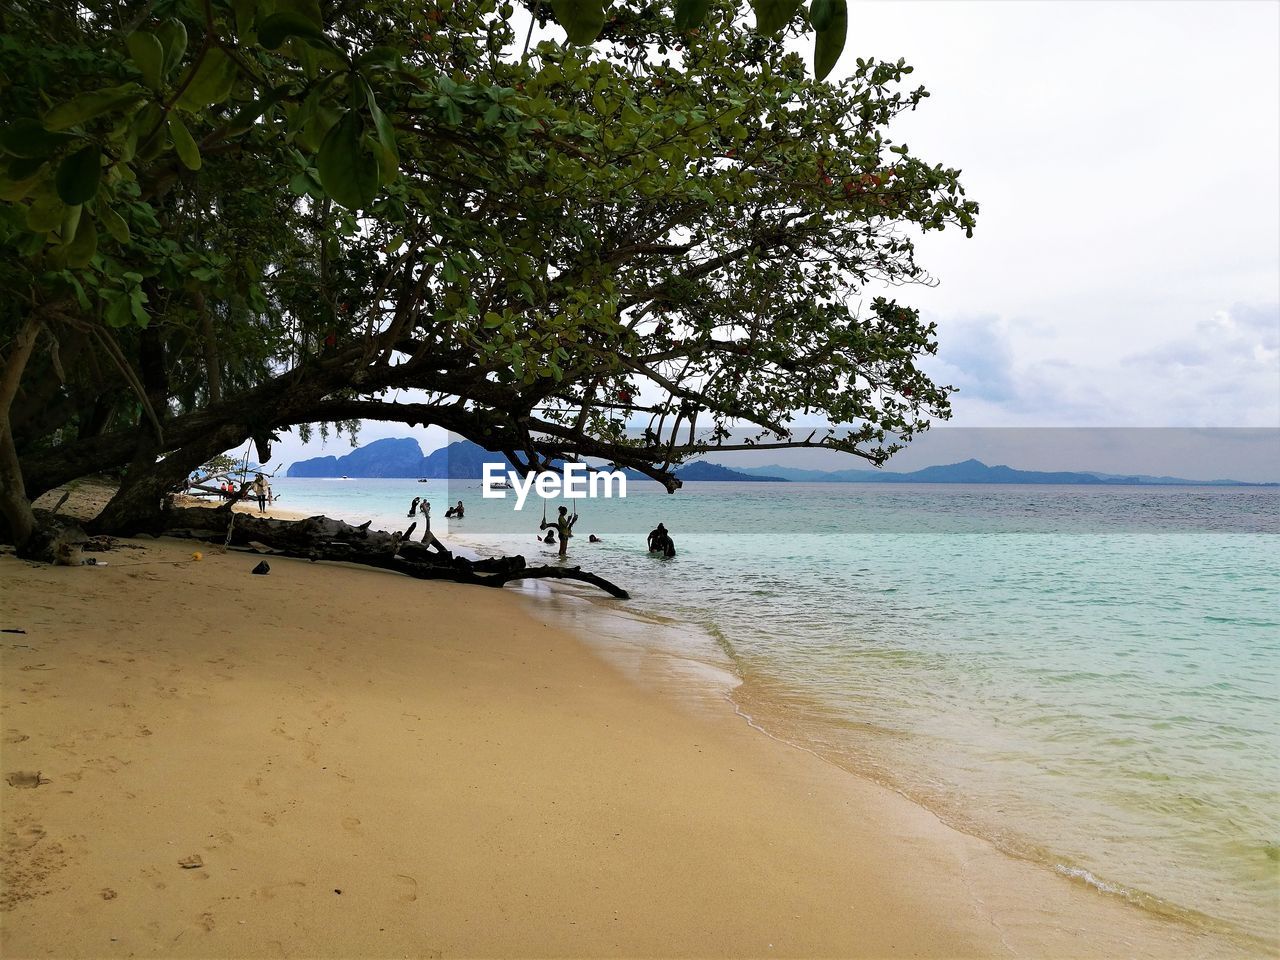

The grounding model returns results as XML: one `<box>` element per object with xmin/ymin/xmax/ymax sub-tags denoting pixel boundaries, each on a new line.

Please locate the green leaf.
<box><xmin>809</xmin><ymin>0</ymin><xmax>835</xmax><ymax>31</ymax></box>
<box><xmin>276</xmin><ymin>0</ymin><xmax>323</xmax><ymax>25</ymax></box>
<box><xmin>813</xmin><ymin>0</ymin><xmax>847</xmax><ymax>80</ymax></box>
<box><xmin>7</xmin><ymin>156</ymin><xmax>46</xmax><ymax>180</ymax></box>
<box><xmin>674</xmin><ymin>0</ymin><xmax>711</xmax><ymax>31</ymax></box>
<box><xmin>0</xmin><ymin>170</ymin><xmax>43</xmax><ymax>201</ymax></box>
<box><xmin>104</xmin><ymin>291</ymin><xmax>132</xmax><ymax>327</ymax></box>
<box><xmin>363</xmin><ymin>84</ymin><xmax>399</xmax><ymax>184</ymax></box>
<box><xmin>155</xmin><ymin>19</ymin><xmax>188</xmax><ymax>77</ymax></box>
<box><xmin>357</xmin><ymin>46</ymin><xmax>401</xmax><ymax>69</ymax></box>
<box><xmin>59</xmin><ymin>203</ymin><xmax>82</xmax><ymax>243</ymax></box>
<box><xmin>99</xmin><ymin>202</ymin><xmax>131</xmax><ymax>244</ymax></box>
<box><xmin>297</xmin><ymin>100</ymin><xmax>341</xmax><ymax>153</ymax></box>
<box><xmin>176</xmin><ymin>49</ymin><xmax>235</xmax><ymax>111</ymax></box>
<box><xmin>258</xmin><ymin>12</ymin><xmax>333</xmax><ymax>50</ymax></box>
<box><xmin>168</xmin><ymin>116</ymin><xmax>201</xmax><ymax>170</ymax></box>
<box><xmin>44</xmin><ymin>84</ymin><xmax>146</xmax><ymax>131</ymax></box>
<box><xmin>55</xmin><ymin>145</ymin><xmax>102</xmax><ymax>205</ymax></box>
<box><xmin>232</xmin><ymin>0</ymin><xmax>257</xmax><ymax>41</ymax></box>
<box><xmin>126</xmin><ymin>31</ymin><xmax>166</xmax><ymax>91</ymax></box>
<box><xmin>288</xmin><ymin>171</ymin><xmax>315</xmax><ymax>196</ymax></box>
<box><xmin>65</xmin><ymin>214</ymin><xmax>98</xmax><ymax>268</ymax></box>
<box><xmin>224</xmin><ymin>87</ymin><xmax>287</xmax><ymax>138</ymax></box>
<box><xmin>129</xmin><ymin>285</ymin><xmax>150</xmax><ymax>326</ymax></box>
<box><xmin>316</xmin><ymin>111</ymin><xmax>379</xmax><ymax>210</ymax></box>
<box><xmin>550</xmin><ymin>0</ymin><xmax>605</xmax><ymax>45</ymax></box>
<box><xmin>25</xmin><ymin>191</ymin><xmax>64</xmax><ymax>232</ymax></box>
<box><xmin>752</xmin><ymin>0</ymin><xmax>803</xmax><ymax>34</ymax></box>
<box><xmin>0</xmin><ymin>119</ymin><xmax>75</xmax><ymax>159</ymax></box>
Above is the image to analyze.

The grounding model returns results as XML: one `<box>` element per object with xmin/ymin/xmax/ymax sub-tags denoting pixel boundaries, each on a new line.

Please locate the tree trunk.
<box><xmin>159</xmin><ymin>507</ymin><xmax>632</xmax><ymax>599</ymax></box>
<box><xmin>91</xmin><ymin>423</ymin><xmax>249</xmax><ymax>536</ymax></box>
<box><xmin>0</xmin><ymin>316</ymin><xmax>43</xmax><ymax>551</ymax></box>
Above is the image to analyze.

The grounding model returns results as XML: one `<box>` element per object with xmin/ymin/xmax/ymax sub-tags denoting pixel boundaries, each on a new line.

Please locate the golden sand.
<box><xmin>0</xmin><ymin>528</ymin><xmax>1245</xmax><ymax>957</ymax></box>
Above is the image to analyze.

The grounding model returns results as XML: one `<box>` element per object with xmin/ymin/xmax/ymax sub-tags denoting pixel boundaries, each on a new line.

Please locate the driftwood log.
<box><xmin>159</xmin><ymin>506</ymin><xmax>630</xmax><ymax>599</ymax></box>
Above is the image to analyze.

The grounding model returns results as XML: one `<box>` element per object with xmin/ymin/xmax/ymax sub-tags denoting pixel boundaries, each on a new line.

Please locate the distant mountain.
<box><xmin>419</xmin><ymin>440</ymin><xmax>526</xmax><ymax>478</ymax></box>
<box><xmin>617</xmin><ymin>461</ymin><xmax>786</xmax><ymax>482</ymax></box>
<box><xmin>289</xmin><ymin>438</ymin><xmax>524</xmax><ymax>478</ymax></box>
<box><xmin>675</xmin><ymin>461</ymin><xmax>787</xmax><ymax>482</ymax></box>
<box><xmin>737</xmin><ymin>459</ymin><xmax>1272</xmax><ymax>486</ymax></box>
<box><xmin>288</xmin><ymin>437</ymin><xmax>428</xmax><ymax>478</ymax></box>
<box><xmin>736</xmin><ymin>465</ymin><xmax>839</xmax><ymax>482</ymax></box>
<box><xmin>289</xmin><ymin>445</ymin><xmax>1268</xmax><ymax>485</ymax></box>
<box><xmin>289</xmin><ymin>439</ymin><xmax>786</xmax><ymax>481</ymax></box>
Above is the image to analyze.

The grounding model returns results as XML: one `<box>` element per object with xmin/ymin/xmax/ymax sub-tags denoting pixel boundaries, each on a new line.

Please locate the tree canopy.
<box><xmin>0</xmin><ymin>0</ymin><xmax>977</xmax><ymax>554</ymax></box>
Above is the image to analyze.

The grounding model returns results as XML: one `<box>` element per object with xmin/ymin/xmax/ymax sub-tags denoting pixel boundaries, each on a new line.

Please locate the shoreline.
<box><xmin>501</xmin><ymin>573</ymin><xmax>1271</xmax><ymax>957</ymax></box>
<box><xmin>0</xmin><ymin>504</ymin><xmax>1259</xmax><ymax>957</ymax></box>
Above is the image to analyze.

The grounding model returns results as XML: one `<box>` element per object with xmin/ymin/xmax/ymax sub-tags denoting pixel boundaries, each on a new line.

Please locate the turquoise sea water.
<box><xmin>269</xmin><ymin>477</ymin><xmax>1279</xmax><ymax>949</ymax></box>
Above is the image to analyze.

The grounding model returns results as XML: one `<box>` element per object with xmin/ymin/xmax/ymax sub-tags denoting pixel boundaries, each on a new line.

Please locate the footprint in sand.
<box><xmin>140</xmin><ymin>865</ymin><xmax>169</xmax><ymax>890</ymax></box>
<box><xmin>394</xmin><ymin>874</ymin><xmax>418</xmax><ymax>903</ymax></box>
<box><xmin>3</xmin><ymin>730</ymin><xmax>30</xmax><ymax>744</ymax></box>
<box><xmin>340</xmin><ymin>816</ymin><xmax>361</xmax><ymax>833</ymax></box>
<box><xmin>7</xmin><ymin>821</ymin><xmax>47</xmax><ymax>850</ymax></box>
<box><xmin>5</xmin><ymin>771</ymin><xmax>50</xmax><ymax>788</ymax></box>
<box><xmin>255</xmin><ymin>880</ymin><xmax>305</xmax><ymax>901</ymax></box>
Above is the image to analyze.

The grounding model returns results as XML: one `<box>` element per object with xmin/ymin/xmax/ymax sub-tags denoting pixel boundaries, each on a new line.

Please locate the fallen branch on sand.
<box><xmin>158</xmin><ymin>506</ymin><xmax>630</xmax><ymax>599</ymax></box>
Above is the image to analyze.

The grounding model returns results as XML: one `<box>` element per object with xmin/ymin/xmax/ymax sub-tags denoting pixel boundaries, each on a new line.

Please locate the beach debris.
<box><xmin>84</xmin><ymin>536</ymin><xmax>137</xmax><ymax>552</ymax></box>
<box><xmin>191</xmin><ymin>551</ymin><xmax>203</xmax><ymax>561</ymax></box>
<box><xmin>6</xmin><ymin>770</ymin><xmax>50</xmax><ymax>788</ymax></box>
<box><xmin>246</xmin><ymin>542</ymin><xmax>273</xmax><ymax>554</ymax></box>
<box><xmin>159</xmin><ymin>508</ymin><xmax>632</xmax><ymax>597</ymax></box>
<box><xmin>1</xmin><ymin>628</ymin><xmax>26</xmax><ymax>634</ymax></box>
<box><xmin>101</xmin><ymin>888</ymin><xmax>118</xmax><ymax>900</ymax></box>
<box><xmin>178</xmin><ymin>854</ymin><xmax>204</xmax><ymax>869</ymax></box>
<box><xmin>251</xmin><ymin>561</ymin><xmax>270</xmax><ymax>575</ymax></box>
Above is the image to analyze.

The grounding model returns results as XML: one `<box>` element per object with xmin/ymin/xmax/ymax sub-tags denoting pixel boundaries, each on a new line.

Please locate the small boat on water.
<box><xmin>417</xmin><ymin>478</ymin><xmax>430</xmax><ymax>483</ymax></box>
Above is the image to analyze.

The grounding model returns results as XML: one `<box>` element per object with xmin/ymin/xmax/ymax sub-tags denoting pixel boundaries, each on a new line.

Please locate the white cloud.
<box><xmin>923</xmin><ymin>302</ymin><xmax>1280</xmax><ymax>427</ymax></box>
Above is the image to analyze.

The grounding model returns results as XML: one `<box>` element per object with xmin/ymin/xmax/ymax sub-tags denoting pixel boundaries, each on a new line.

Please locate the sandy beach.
<box><xmin>0</xmin><ymin>525</ymin><xmax>1245</xmax><ymax>957</ymax></box>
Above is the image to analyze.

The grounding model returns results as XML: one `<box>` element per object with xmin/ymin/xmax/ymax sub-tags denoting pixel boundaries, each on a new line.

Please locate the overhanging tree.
<box><xmin>0</xmin><ymin>0</ymin><xmax>976</xmax><ymax>555</ymax></box>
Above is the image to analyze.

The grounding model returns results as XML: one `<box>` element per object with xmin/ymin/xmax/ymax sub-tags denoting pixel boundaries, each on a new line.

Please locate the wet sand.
<box><xmin>0</xmin><ymin>531</ymin><xmax>1244</xmax><ymax>957</ymax></box>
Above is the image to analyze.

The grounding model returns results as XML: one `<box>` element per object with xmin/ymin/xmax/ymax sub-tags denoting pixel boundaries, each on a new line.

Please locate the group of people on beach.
<box><xmin>213</xmin><ymin>474</ymin><xmax>273</xmax><ymax>513</ymax></box>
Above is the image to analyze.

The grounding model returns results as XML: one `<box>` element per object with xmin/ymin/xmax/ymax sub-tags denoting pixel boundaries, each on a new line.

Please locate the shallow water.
<box><xmin>274</xmin><ymin>477</ymin><xmax>1280</xmax><ymax>949</ymax></box>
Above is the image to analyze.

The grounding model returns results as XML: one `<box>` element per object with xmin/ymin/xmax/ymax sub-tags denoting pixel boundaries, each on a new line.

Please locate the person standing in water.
<box><xmin>541</xmin><ymin>506</ymin><xmax>577</xmax><ymax>557</ymax></box>
<box><xmin>408</xmin><ymin>496</ymin><xmax>420</xmax><ymax>517</ymax></box>
<box><xmin>647</xmin><ymin>522</ymin><xmax>676</xmax><ymax>557</ymax></box>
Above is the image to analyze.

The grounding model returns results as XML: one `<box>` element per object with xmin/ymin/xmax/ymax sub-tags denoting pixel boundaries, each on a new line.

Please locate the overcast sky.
<box><xmin>270</xmin><ymin>1</ymin><xmax>1279</xmax><ymax>476</ymax></box>
<box><xmin>847</xmin><ymin>0</ymin><xmax>1279</xmax><ymax>429</ymax></box>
